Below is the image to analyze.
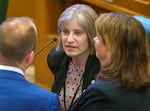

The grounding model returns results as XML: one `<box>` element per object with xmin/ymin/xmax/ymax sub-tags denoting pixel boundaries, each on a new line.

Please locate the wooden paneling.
<box><xmin>82</xmin><ymin>0</ymin><xmax>150</xmax><ymax>18</ymax></box>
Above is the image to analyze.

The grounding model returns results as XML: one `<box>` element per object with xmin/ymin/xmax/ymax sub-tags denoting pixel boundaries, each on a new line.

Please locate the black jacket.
<box><xmin>70</xmin><ymin>80</ymin><xmax>150</xmax><ymax>111</ymax></box>
<box><xmin>47</xmin><ymin>46</ymin><xmax>100</xmax><ymax>94</ymax></box>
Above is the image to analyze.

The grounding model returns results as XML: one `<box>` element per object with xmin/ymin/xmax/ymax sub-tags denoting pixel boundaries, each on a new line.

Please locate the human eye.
<box><xmin>74</xmin><ymin>30</ymin><xmax>83</xmax><ymax>36</ymax></box>
<box><xmin>62</xmin><ymin>29</ymin><xmax>69</xmax><ymax>35</ymax></box>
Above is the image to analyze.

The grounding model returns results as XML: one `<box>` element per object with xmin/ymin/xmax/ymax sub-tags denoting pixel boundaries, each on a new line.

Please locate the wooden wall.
<box><xmin>82</xmin><ymin>0</ymin><xmax>150</xmax><ymax>18</ymax></box>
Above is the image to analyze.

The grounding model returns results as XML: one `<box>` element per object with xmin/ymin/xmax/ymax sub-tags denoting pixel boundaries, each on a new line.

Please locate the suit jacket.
<box><xmin>47</xmin><ymin>46</ymin><xmax>100</xmax><ymax>94</ymax></box>
<box><xmin>69</xmin><ymin>80</ymin><xmax>150</xmax><ymax>111</ymax></box>
<box><xmin>0</xmin><ymin>70</ymin><xmax>61</xmax><ymax>111</ymax></box>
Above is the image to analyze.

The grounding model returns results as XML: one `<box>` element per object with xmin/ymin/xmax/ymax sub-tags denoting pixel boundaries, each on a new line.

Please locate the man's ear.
<box><xmin>22</xmin><ymin>51</ymin><xmax>34</xmax><ymax>68</ymax></box>
<box><xmin>25</xmin><ymin>51</ymin><xmax>34</xmax><ymax>64</ymax></box>
<box><xmin>19</xmin><ymin>51</ymin><xmax>34</xmax><ymax>71</ymax></box>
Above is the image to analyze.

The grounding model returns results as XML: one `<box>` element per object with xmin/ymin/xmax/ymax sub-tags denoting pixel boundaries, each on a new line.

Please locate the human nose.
<box><xmin>67</xmin><ymin>33</ymin><xmax>75</xmax><ymax>42</ymax></box>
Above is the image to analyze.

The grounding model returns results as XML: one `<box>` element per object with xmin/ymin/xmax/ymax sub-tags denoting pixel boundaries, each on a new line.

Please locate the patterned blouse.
<box><xmin>59</xmin><ymin>62</ymin><xmax>85</xmax><ymax>111</ymax></box>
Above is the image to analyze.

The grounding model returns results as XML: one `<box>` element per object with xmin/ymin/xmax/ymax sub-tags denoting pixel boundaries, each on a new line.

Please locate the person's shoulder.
<box><xmin>25</xmin><ymin>82</ymin><xmax>57</xmax><ymax>97</ymax></box>
<box><xmin>47</xmin><ymin>46</ymin><xmax>68</xmax><ymax>70</ymax></box>
<box><xmin>87</xmin><ymin>54</ymin><xmax>100</xmax><ymax>66</ymax></box>
<box><xmin>89</xmin><ymin>54</ymin><xmax>99</xmax><ymax>60</ymax></box>
<box><xmin>47</xmin><ymin>46</ymin><xmax>66</xmax><ymax>60</ymax></box>
<box><xmin>85</xmin><ymin>79</ymin><xmax>118</xmax><ymax>93</ymax></box>
<box><xmin>82</xmin><ymin>80</ymin><xmax>103</xmax><ymax>94</ymax></box>
<box><xmin>48</xmin><ymin>46</ymin><xmax>64</xmax><ymax>56</ymax></box>
<box><xmin>26</xmin><ymin>82</ymin><xmax>61</xmax><ymax>110</ymax></box>
<box><xmin>86</xmin><ymin>80</ymin><xmax>104</xmax><ymax>90</ymax></box>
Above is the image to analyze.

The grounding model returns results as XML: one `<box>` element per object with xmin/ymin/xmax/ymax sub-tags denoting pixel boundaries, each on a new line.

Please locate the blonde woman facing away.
<box><xmin>70</xmin><ymin>12</ymin><xmax>150</xmax><ymax>111</ymax></box>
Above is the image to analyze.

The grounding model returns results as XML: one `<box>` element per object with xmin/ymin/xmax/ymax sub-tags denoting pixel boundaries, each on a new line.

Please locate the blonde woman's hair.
<box><xmin>96</xmin><ymin>12</ymin><xmax>150</xmax><ymax>90</ymax></box>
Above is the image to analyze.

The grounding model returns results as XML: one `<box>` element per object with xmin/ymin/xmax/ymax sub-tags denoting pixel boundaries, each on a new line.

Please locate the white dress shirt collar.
<box><xmin>0</xmin><ymin>65</ymin><xmax>24</xmax><ymax>76</ymax></box>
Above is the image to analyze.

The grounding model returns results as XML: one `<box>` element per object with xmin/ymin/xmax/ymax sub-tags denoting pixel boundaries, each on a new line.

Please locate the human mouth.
<box><xmin>65</xmin><ymin>45</ymin><xmax>76</xmax><ymax>50</ymax></box>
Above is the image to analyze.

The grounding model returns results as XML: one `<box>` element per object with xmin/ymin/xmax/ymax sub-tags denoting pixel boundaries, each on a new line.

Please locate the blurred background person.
<box><xmin>0</xmin><ymin>17</ymin><xmax>61</xmax><ymax>111</ymax></box>
<box><xmin>47</xmin><ymin>4</ymin><xmax>100</xmax><ymax>111</ymax></box>
<box><xmin>70</xmin><ymin>12</ymin><xmax>150</xmax><ymax>111</ymax></box>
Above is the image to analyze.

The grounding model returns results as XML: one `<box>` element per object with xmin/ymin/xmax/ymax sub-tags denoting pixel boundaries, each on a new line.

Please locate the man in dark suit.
<box><xmin>0</xmin><ymin>17</ymin><xmax>61</xmax><ymax>111</ymax></box>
